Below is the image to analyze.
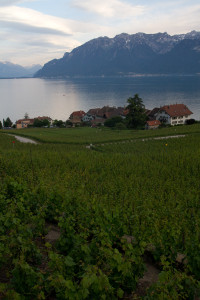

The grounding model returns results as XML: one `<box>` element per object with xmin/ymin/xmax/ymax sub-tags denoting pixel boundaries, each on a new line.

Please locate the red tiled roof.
<box><xmin>70</xmin><ymin>111</ymin><xmax>86</xmax><ymax>118</ymax></box>
<box><xmin>159</xmin><ymin>104</ymin><xmax>192</xmax><ymax>117</ymax></box>
<box><xmin>36</xmin><ymin>116</ymin><xmax>52</xmax><ymax>121</ymax></box>
<box><xmin>87</xmin><ymin>108</ymin><xmax>101</xmax><ymax>115</ymax></box>
<box><xmin>16</xmin><ymin>118</ymin><xmax>34</xmax><ymax>124</ymax></box>
<box><xmin>88</xmin><ymin>106</ymin><xmax>127</xmax><ymax>118</ymax></box>
<box><xmin>146</xmin><ymin>120</ymin><xmax>161</xmax><ymax>126</ymax></box>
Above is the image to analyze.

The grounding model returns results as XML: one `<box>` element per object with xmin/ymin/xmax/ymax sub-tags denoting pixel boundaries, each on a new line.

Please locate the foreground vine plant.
<box><xmin>0</xmin><ymin>127</ymin><xmax>200</xmax><ymax>299</ymax></box>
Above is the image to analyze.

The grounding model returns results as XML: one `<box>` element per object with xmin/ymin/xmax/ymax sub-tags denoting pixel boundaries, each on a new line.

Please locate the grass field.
<box><xmin>3</xmin><ymin>123</ymin><xmax>200</xmax><ymax>144</ymax></box>
<box><xmin>0</xmin><ymin>125</ymin><xmax>200</xmax><ymax>299</ymax></box>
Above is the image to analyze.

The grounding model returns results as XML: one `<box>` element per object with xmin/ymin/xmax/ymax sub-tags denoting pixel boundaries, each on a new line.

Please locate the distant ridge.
<box><xmin>35</xmin><ymin>31</ymin><xmax>200</xmax><ymax>78</ymax></box>
<box><xmin>0</xmin><ymin>62</ymin><xmax>41</xmax><ymax>78</ymax></box>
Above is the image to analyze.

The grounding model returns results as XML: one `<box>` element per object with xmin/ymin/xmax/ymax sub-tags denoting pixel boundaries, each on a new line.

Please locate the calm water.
<box><xmin>0</xmin><ymin>75</ymin><xmax>200</xmax><ymax>123</ymax></box>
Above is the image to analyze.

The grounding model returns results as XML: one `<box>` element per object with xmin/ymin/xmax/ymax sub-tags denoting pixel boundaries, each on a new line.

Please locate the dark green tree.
<box><xmin>33</xmin><ymin>118</ymin><xmax>50</xmax><ymax>127</ymax></box>
<box><xmin>104</xmin><ymin>116</ymin><xmax>124</xmax><ymax>128</ymax></box>
<box><xmin>0</xmin><ymin>121</ymin><xmax>2</xmax><ymax>129</ymax></box>
<box><xmin>126</xmin><ymin>94</ymin><xmax>147</xmax><ymax>129</ymax></box>
<box><xmin>33</xmin><ymin>119</ymin><xmax>43</xmax><ymax>127</ymax></box>
<box><xmin>53</xmin><ymin>119</ymin><xmax>64</xmax><ymax>128</ymax></box>
<box><xmin>66</xmin><ymin>120</ymin><xmax>73</xmax><ymax>127</ymax></box>
<box><xmin>3</xmin><ymin>117</ymin><xmax>12</xmax><ymax>127</ymax></box>
<box><xmin>41</xmin><ymin>119</ymin><xmax>50</xmax><ymax>127</ymax></box>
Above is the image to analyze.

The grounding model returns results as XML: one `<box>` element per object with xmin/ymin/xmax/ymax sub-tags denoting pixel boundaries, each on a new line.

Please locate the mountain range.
<box><xmin>0</xmin><ymin>62</ymin><xmax>41</xmax><ymax>78</ymax></box>
<box><xmin>35</xmin><ymin>31</ymin><xmax>200</xmax><ymax>78</ymax></box>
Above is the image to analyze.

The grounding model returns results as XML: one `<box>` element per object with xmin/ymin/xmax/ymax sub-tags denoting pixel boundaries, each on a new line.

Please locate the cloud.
<box><xmin>0</xmin><ymin>6</ymin><xmax>74</xmax><ymax>35</ymax></box>
<box><xmin>0</xmin><ymin>4</ymin><xmax>111</xmax><ymax>65</ymax></box>
<box><xmin>72</xmin><ymin>0</ymin><xmax>145</xmax><ymax>19</ymax></box>
<box><xmin>0</xmin><ymin>20</ymin><xmax>72</xmax><ymax>35</ymax></box>
<box><xmin>103</xmin><ymin>1</ymin><xmax>200</xmax><ymax>35</ymax></box>
<box><xmin>0</xmin><ymin>0</ymin><xmax>33</xmax><ymax>7</ymax></box>
<box><xmin>0</xmin><ymin>5</ymin><xmax>108</xmax><ymax>36</ymax></box>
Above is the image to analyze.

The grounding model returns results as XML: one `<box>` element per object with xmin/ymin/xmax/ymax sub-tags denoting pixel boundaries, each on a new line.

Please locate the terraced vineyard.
<box><xmin>0</xmin><ymin>126</ymin><xmax>200</xmax><ymax>299</ymax></box>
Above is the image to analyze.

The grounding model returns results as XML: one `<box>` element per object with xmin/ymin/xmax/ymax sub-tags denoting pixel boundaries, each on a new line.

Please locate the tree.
<box><xmin>33</xmin><ymin>118</ymin><xmax>43</xmax><ymax>127</ymax></box>
<box><xmin>125</xmin><ymin>94</ymin><xmax>147</xmax><ymax>129</ymax></box>
<box><xmin>53</xmin><ymin>119</ymin><xmax>64</xmax><ymax>128</ymax></box>
<box><xmin>33</xmin><ymin>118</ymin><xmax>50</xmax><ymax>127</ymax></box>
<box><xmin>186</xmin><ymin>119</ymin><xmax>196</xmax><ymax>125</ymax></box>
<box><xmin>0</xmin><ymin>121</ymin><xmax>2</xmax><ymax>129</ymax></box>
<box><xmin>66</xmin><ymin>120</ymin><xmax>73</xmax><ymax>127</ymax></box>
<box><xmin>3</xmin><ymin>117</ymin><xmax>12</xmax><ymax>127</ymax></box>
<box><xmin>104</xmin><ymin>116</ymin><xmax>124</xmax><ymax>128</ymax></box>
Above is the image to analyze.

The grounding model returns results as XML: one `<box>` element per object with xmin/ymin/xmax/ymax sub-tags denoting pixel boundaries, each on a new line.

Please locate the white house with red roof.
<box><xmin>155</xmin><ymin>104</ymin><xmax>193</xmax><ymax>125</ymax></box>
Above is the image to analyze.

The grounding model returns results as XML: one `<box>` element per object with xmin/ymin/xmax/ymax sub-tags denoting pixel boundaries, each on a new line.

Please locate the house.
<box><xmin>91</xmin><ymin>118</ymin><xmax>106</xmax><ymax>126</ymax></box>
<box><xmin>16</xmin><ymin>116</ymin><xmax>53</xmax><ymax>129</ymax></box>
<box><xmin>16</xmin><ymin>118</ymin><xmax>34</xmax><ymax>129</ymax></box>
<box><xmin>82</xmin><ymin>114</ymin><xmax>94</xmax><ymax>123</ymax></box>
<box><xmin>155</xmin><ymin>104</ymin><xmax>193</xmax><ymax>125</ymax></box>
<box><xmin>145</xmin><ymin>120</ymin><xmax>161</xmax><ymax>130</ymax></box>
<box><xmin>87</xmin><ymin>108</ymin><xmax>102</xmax><ymax>117</ymax></box>
<box><xmin>69</xmin><ymin>111</ymin><xmax>86</xmax><ymax>120</ymax></box>
<box><xmin>87</xmin><ymin>106</ymin><xmax>127</xmax><ymax>120</ymax></box>
<box><xmin>68</xmin><ymin>110</ymin><xmax>86</xmax><ymax>126</ymax></box>
<box><xmin>146</xmin><ymin>107</ymin><xmax>160</xmax><ymax>120</ymax></box>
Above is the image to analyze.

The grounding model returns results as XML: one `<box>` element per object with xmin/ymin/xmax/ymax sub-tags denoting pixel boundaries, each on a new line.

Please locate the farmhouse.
<box><xmin>69</xmin><ymin>110</ymin><xmax>86</xmax><ymax>125</ymax></box>
<box><xmin>16</xmin><ymin>118</ymin><xmax>34</xmax><ymax>129</ymax></box>
<box><xmin>87</xmin><ymin>106</ymin><xmax>127</xmax><ymax>119</ymax></box>
<box><xmin>16</xmin><ymin>116</ymin><xmax>53</xmax><ymax>129</ymax></box>
<box><xmin>155</xmin><ymin>104</ymin><xmax>193</xmax><ymax>125</ymax></box>
<box><xmin>145</xmin><ymin>120</ymin><xmax>161</xmax><ymax>130</ymax></box>
<box><xmin>146</xmin><ymin>107</ymin><xmax>160</xmax><ymax>120</ymax></box>
<box><xmin>82</xmin><ymin>114</ymin><xmax>94</xmax><ymax>123</ymax></box>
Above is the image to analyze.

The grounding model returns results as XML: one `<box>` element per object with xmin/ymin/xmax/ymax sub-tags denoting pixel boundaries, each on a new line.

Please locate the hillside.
<box><xmin>35</xmin><ymin>31</ymin><xmax>200</xmax><ymax>77</ymax></box>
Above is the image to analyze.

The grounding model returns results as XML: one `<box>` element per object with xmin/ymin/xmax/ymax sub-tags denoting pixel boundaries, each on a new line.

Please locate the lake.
<box><xmin>0</xmin><ymin>75</ymin><xmax>200</xmax><ymax>123</ymax></box>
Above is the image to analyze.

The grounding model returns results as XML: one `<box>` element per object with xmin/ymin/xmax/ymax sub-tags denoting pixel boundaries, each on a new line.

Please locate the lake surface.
<box><xmin>0</xmin><ymin>75</ymin><xmax>200</xmax><ymax>123</ymax></box>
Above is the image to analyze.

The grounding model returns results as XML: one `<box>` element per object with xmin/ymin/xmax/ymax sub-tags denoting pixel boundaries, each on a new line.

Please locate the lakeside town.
<box><xmin>1</xmin><ymin>102</ymin><xmax>194</xmax><ymax>131</ymax></box>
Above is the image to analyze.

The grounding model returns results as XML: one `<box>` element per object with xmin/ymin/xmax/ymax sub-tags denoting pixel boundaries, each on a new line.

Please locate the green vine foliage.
<box><xmin>0</xmin><ymin>127</ymin><xmax>200</xmax><ymax>298</ymax></box>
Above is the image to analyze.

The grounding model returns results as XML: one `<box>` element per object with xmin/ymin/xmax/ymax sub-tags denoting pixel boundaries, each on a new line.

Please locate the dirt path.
<box><xmin>8</xmin><ymin>134</ymin><xmax>38</xmax><ymax>144</ymax></box>
<box><xmin>86</xmin><ymin>134</ymin><xmax>186</xmax><ymax>148</ymax></box>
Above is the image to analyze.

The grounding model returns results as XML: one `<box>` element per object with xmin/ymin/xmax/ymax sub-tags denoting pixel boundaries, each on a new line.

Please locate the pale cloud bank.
<box><xmin>0</xmin><ymin>0</ymin><xmax>34</xmax><ymax>6</ymax></box>
<box><xmin>72</xmin><ymin>0</ymin><xmax>145</xmax><ymax>19</ymax></box>
<box><xmin>0</xmin><ymin>5</ymin><xmax>109</xmax><ymax>65</ymax></box>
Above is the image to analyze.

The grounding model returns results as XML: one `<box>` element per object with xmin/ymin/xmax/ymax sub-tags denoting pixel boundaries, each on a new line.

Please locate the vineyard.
<box><xmin>0</xmin><ymin>126</ymin><xmax>200</xmax><ymax>299</ymax></box>
<box><xmin>7</xmin><ymin>124</ymin><xmax>200</xmax><ymax>144</ymax></box>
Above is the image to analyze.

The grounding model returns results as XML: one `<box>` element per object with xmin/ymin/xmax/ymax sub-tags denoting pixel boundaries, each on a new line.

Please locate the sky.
<box><xmin>0</xmin><ymin>0</ymin><xmax>200</xmax><ymax>67</ymax></box>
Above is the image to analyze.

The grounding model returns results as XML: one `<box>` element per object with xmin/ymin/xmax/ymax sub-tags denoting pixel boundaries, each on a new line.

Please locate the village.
<box><xmin>12</xmin><ymin>103</ymin><xmax>194</xmax><ymax>130</ymax></box>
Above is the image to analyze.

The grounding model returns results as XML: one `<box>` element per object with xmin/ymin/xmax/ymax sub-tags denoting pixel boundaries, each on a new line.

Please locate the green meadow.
<box><xmin>6</xmin><ymin>123</ymin><xmax>200</xmax><ymax>144</ymax></box>
<box><xmin>0</xmin><ymin>126</ymin><xmax>200</xmax><ymax>299</ymax></box>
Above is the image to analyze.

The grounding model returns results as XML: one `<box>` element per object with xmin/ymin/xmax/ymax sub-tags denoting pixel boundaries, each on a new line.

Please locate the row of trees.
<box><xmin>0</xmin><ymin>117</ymin><xmax>71</xmax><ymax>129</ymax></box>
<box><xmin>0</xmin><ymin>117</ymin><xmax>13</xmax><ymax>129</ymax></box>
